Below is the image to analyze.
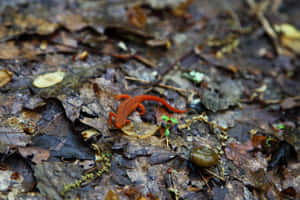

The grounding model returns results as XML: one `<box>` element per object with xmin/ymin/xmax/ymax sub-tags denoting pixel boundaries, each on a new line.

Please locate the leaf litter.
<box><xmin>0</xmin><ymin>0</ymin><xmax>299</xmax><ymax>199</ymax></box>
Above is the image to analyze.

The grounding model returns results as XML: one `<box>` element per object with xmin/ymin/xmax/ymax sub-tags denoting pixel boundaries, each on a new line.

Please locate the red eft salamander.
<box><xmin>108</xmin><ymin>94</ymin><xmax>186</xmax><ymax>128</ymax></box>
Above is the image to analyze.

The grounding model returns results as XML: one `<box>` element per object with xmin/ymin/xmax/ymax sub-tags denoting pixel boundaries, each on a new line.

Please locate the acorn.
<box><xmin>190</xmin><ymin>146</ymin><xmax>218</xmax><ymax>167</ymax></box>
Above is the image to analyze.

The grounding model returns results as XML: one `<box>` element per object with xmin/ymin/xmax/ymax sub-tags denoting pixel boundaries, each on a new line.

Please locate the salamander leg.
<box><xmin>137</xmin><ymin>103</ymin><xmax>146</xmax><ymax>116</ymax></box>
<box><xmin>125</xmin><ymin>120</ymin><xmax>131</xmax><ymax>126</ymax></box>
<box><xmin>108</xmin><ymin>112</ymin><xmax>117</xmax><ymax>126</ymax></box>
<box><xmin>115</xmin><ymin>94</ymin><xmax>131</xmax><ymax>101</ymax></box>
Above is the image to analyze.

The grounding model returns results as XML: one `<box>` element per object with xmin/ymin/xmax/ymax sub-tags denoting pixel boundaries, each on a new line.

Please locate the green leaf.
<box><xmin>275</xmin><ymin>124</ymin><xmax>285</xmax><ymax>129</ymax></box>
<box><xmin>165</xmin><ymin>129</ymin><xmax>170</xmax><ymax>137</ymax></box>
<box><xmin>162</xmin><ymin>115</ymin><xmax>169</xmax><ymax>122</ymax></box>
<box><xmin>170</xmin><ymin>118</ymin><xmax>178</xmax><ymax>124</ymax></box>
<box><xmin>265</xmin><ymin>137</ymin><xmax>272</xmax><ymax>147</ymax></box>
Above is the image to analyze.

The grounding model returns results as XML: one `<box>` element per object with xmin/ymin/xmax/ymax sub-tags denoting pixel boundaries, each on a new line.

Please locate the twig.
<box><xmin>245</xmin><ymin>0</ymin><xmax>283</xmax><ymax>55</ymax></box>
<box><xmin>151</xmin><ymin>49</ymin><xmax>194</xmax><ymax>86</ymax></box>
<box><xmin>125</xmin><ymin>76</ymin><xmax>194</xmax><ymax>95</ymax></box>
<box><xmin>50</xmin><ymin>41</ymin><xmax>156</xmax><ymax>68</ymax></box>
<box><xmin>204</xmin><ymin>168</ymin><xmax>225</xmax><ymax>181</ymax></box>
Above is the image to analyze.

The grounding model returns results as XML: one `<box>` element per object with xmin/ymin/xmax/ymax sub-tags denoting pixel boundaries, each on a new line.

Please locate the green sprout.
<box><xmin>161</xmin><ymin>115</ymin><xmax>179</xmax><ymax>146</ymax></box>
<box><xmin>265</xmin><ymin>137</ymin><xmax>272</xmax><ymax>147</ymax></box>
<box><xmin>162</xmin><ymin>115</ymin><xmax>170</xmax><ymax>122</ymax></box>
<box><xmin>182</xmin><ymin>71</ymin><xmax>204</xmax><ymax>83</ymax></box>
<box><xmin>274</xmin><ymin>124</ymin><xmax>285</xmax><ymax>130</ymax></box>
<box><xmin>165</xmin><ymin>129</ymin><xmax>170</xmax><ymax>137</ymax></box>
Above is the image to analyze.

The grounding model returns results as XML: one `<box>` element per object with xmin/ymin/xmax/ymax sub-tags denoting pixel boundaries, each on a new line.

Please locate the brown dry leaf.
<box><xmin>14</xmin><ymin>14</ymin><xmax>58</xmax><ymax>35</ymax></box>
<box><xmin>0</xmin><ymin>69</ymin><xmax>13</xmax><ymax>87</ymax></box>
<box><xmin>76</xmin><ymin>51</ymin><xmax>88</xmax><ymax>60</ymax></box>
<box><xmin>104</xmin><ymin>189</ymin><xmax>120</xmax><ymax>200</ymax></box>
<box><xmin>121</xmin><ymin>121</ymin><xmax>159</xmax><ymax>139</ymax></box>
<box><xmin>52</xmin><ymin>31</ymin><xmax>78</xmax><ymax>48</ymax></box>
<box><xmin>56</xmin><ymin>13</ymin><xmax>88</xmax><ymax>32</ymax></box>
<box><xmin>280</xmin><ymin>96</ymin><xmax>300</xmax><ymax>109</ymax></box>
<box><xmin>0</xmin><ymin>41</ymin><xmax>20</xmax><ymax>59</ymax></box>
<box><xmin>251</xmin><ymin>135</ymin><xmax>268</xmax><ymax>149</ymax></box>
<box><xmin>172</xmin><ymin>0</ymin><xmax>194</xmax><ymax>17</ymax></box>
<box><xmin>18</xmin><ymin>147</ymin><xmax>50</xmax><ymax>164</ymax></box>
<box><xmin>127</xmin><ymin>5</ymin><xmax>147</xmax><ymax>28</ymax></box>
<box><xmin>226</xmin><ymin>135</ymin><xmax>267</xmax><ymax>155</ymax></box>
<box><xmin>225</xmin><ymin>142</ymin><xmax>267</xmax><ymax>171</ymax></box>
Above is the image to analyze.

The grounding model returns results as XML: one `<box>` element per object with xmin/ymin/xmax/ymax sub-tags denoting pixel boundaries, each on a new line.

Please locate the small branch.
<box><xmin>245</xmin><ymin>0</ymin><xmax>283</xmax><ymax>55</ymax></box>
<box><xmin>125</xmin><ymin>76</ymin><xmax>194</xmax><ymax>95</ymax></box>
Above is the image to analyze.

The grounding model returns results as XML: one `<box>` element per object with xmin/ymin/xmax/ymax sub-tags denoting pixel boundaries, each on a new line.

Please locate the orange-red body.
<box><xmin>108</xmin><ymin>94</ymin><xmax>186</xmax><ymax>128</ymax></box>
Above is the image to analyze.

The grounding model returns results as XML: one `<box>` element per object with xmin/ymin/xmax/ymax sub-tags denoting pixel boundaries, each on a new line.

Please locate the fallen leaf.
<box><xmin>275</xmin><ymin>24</ymin><xmax>300</xmax><ymax>39</ymax></box>
<box><xmin>280</xmin><ymin>96</ymin><xmax>300</xmax><ymax>109</ymax></box>
<box><xmin>127</xmin><ymin>5</ymin><xmax>147</xmax><ymax>28</ymax></box>
<box><xmin>104</xmin><ymin>189</ymin><xmax>120</xmax><ymax>200</ymax></box>
<box><xmin>0</xmin><ymin>69</ymin><xmax>13</xmax><ymax>87</ymax></box>
<box><xmin>121</xmin><ymin>121</ymin><xmax>159</xmax><ymax>139</ymax></box>
<box><xmin>33</xmin><ymin>71</ymin><xmax>65</xmax><ymax>88</ymax></box>
<box><xmin>56</xmin><ymin>13</ymin><xmax>88</xmax><ymax>32</ymax></box>
<box><xmin>0</xmin><ymin>41</ymin><xmax>20</xmax><ymax>59</ymax></box>
<box><xmin>18</xmin><ymin>147</ymin><xmax>50</xmax><ymax>164</ymax></box>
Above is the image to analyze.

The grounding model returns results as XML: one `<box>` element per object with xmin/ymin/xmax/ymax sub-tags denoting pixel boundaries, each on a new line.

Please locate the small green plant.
<box><xmin>274</xmin><ymin>124</ymin><xmax>285</xmax><ymax>130</ymax></box>
<box><xmin>161</xmin><ymin>115</ymin><xmax>179</xmax><ymax>146</ymax></box>
<box><xmin>265</xmin><ymin>137</ymin><xmax>272</xmax><ymax>147</ymax></box>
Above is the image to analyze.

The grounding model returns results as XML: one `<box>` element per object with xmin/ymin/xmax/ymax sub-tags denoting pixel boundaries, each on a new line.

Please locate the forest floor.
<box><xmin>0</xmin><ymin>0</ymin><xmax>299</xmax><ymax>199</ymax></box>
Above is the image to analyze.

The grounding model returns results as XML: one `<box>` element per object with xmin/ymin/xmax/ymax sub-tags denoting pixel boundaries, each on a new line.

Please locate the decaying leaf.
<box><xmin>33</xmin><ymin>71</ymin><xmax>65</xmax><ymax>88</ymax></box>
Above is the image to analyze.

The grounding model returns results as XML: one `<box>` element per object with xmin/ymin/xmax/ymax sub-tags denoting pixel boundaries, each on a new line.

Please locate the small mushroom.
<box><xmin>190</xmin><ymin>146</ymin><xmax>218</xmax><ymax>167</ymax></box>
